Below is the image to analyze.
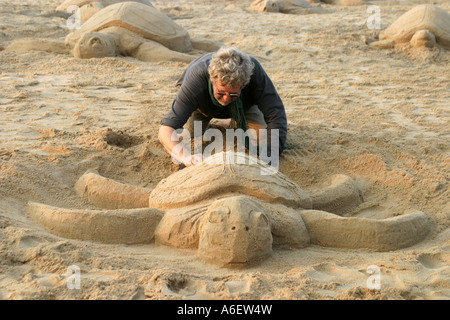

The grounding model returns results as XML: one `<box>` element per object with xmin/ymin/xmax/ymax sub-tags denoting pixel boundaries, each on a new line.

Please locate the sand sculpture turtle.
<box><xmin>319</xmin><ymin>0</ymin><xmax>366</xmax><ymax>5</ymax></box>
<box><xmin>56</xmin><ymin>0</ymin><xmax>154</xmax><ymax>23</ymax></box>
<box><xmin>249</xmin><ymin>0</ymin><xmax>325</xmax><ymax>14</ymax></box>
<box><xmin>249</xmin><ymin>0</ymin><xmax>364</xmax><ymax>13</ymax></box>
<box><xmin>370</xmin><ymin>4</ymin><xmax>450</xmax><ymax>50</ymax></box>
<box><xmin>5</xmin><ymin>1</ymin><xmax>221</xmax><ymax>63</ymax></box>
<box><xmin>250</xmin><ymin>0</ymin><xmax>312</xmax><ymax>13</ymax></box>
<box><xmin>27</xmin><ymin>152</ymin><xmax>432</xmax><ymax>268</ymax></box>
<box><xmin>63</xmin><ymin>1</ymin><xmax>223</xmax><ymax>62</ymax></box>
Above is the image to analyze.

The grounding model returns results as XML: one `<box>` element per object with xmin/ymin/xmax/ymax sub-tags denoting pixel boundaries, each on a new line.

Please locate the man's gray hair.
<box><xmin>208</xmin><ymin>46</ymin><xmax>254</xmax><ymax>88</ymax></box>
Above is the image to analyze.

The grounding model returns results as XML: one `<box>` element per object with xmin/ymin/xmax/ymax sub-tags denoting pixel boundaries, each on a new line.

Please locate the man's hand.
<box><xmin>188</xmin><ymin>153</ymin><xmax>203</xmax><ymax>166</ymax></box>
<box><xmin>178</xmin><ymin>152</ymin><xmax>202</xmax><ymax>167</ymax></box>
<box><xmin>158</xmin><ymin>125</ymin><xmax>203</xmax><ymax>167</ymax></box>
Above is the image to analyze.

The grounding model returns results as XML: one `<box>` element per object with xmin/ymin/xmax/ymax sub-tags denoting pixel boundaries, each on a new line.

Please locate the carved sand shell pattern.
<box><xmin>148</xmin><ymin>152</ymin><xmax>313</xmax><ymax>211</ymax></box>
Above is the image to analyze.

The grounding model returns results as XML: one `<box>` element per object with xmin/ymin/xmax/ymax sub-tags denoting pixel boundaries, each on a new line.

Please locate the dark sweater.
<box><xmin>161</xmin><ymin>53</ymin><xmax>287</xmax><ymax>155</ymax></box>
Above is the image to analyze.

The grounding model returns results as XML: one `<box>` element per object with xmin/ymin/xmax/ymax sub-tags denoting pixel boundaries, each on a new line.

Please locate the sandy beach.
<box><xmin>0</xmin><ymin>0</ymin><xmax>449</xmax><ymax>300</ymax></box>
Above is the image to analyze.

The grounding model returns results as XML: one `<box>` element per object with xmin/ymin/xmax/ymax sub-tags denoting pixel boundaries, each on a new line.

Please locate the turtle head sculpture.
<box><xmin>198</xmin><ymin>196</ymin><xmax>273</xmax><ymax>267</ymax></box>
<box><xmin>260</xmin><ymin>1</ymin><xmax>280</xmax><ymax>12</ymax></box>
<box><xmin>73</xmin><ymin>32</ymin><xmax>118</xmax><ymax>58</ymax></box>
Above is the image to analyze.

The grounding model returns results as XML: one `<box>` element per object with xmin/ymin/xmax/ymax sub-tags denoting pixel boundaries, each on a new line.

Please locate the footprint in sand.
<box><xmin>224</xmin><ymin>279</ymin><xmax>252</xmax><ymax>297</ymax></box>
<box><xmin>417</xmin><ymin>252</ymin><xmax>450</xmax><ymax>269</ymax></box>
<box><xmin>32</xmin><ymin>273</ymin><xmax>66</xmax><ymax>288</ymax></box>
<box><xmin>156</xmin><ymin>273</ymin><xmax>254</xmax><ymax>299</ymax></box>
<box><xmin>306</xmin><ymin>263</ymin><xmax>364</xmax><ymax>284</ymax></box>
<box><xmin>158</xmin><ymin>274</ymin><xmax>215</xmax><ymax>299</ymax></box>
<box><xmin>15</xmin><ymin>235</ymin><xmax>45</xmax><ymax>249</ymax></box>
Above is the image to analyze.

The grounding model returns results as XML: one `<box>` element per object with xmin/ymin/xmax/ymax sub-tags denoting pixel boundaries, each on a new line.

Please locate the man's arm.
<box><xmin>158</xmin><ymin>125</ymin><xmax>199</xmax><ymax>166</ymax></box>
<box><xmin>248</xmin><ymin>58</ymin><xmax>287</xmax><ymax>156</ymax></box>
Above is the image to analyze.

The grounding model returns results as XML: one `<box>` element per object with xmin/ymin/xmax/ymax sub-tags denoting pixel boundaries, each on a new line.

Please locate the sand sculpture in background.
<box><xmin>56</xmin><ymin>0</ymin><xmax>154</xmax><ymax>22</ymax></box>
<box><xmin>5</xmin><ymin>2</ymin><xmax>222</xmax><ymax>63</ymax></box>
<box><xmin>318</xmin><ymin>0</ymin><xmax>366</xmax><ymax>6</ymax></box>
<box><xmin>27</xmin><ymin>152</ymin><xmax>432</xmax><ymax>268</ymax></box>
<box><xmin>370</xmin><ymin>4</ymin><xmax>450</xmax><ymax>50</ymax></box>
<box><xmin>65</xmin><ymin>2</ymin><xmax>222</xmax><ymax>62</ymax></box>
<box><xmin>249</xmin><ymin>0</ymin><xmax>365</xmax><ymax>13</ymax></box>
<box><xmin>249</xmin><ymin>0</ymin><xmax>323</xmax><ymax>14</ymax></box>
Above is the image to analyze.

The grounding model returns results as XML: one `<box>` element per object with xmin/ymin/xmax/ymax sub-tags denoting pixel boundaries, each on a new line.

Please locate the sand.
<box><xmin>0</xmin><ymin>0</ymin><xmax>449</xmax><ymax>300</ymax></box>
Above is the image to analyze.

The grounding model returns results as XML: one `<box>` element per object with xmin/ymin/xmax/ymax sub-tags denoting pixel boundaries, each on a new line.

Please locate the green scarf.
<box><xmin>208</xmin><ymin>79</ymin><xmax>247</xmax><ymax>131</ymax></box>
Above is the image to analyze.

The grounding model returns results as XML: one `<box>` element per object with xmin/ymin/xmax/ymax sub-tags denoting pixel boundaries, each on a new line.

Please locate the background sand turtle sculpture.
<box><xmin>27</xmin><ymin>152</ymin><xmax>432</xmax><ymax>268</ymax></box>
<box><xmin>56</xmin><ymin>0</ymin><xmax>154</xmax><ymax>23</ymax></box>
<box><xmin>5</xmin><ymin>1</ymin><xmax>222</xmax><ymax>63</ymax></box>
<box><xmin>65</xmin><ymin>1</ymin><xmax>223</xmax><ymax>62</ymax></box>
<box><xmin>249</xmin><ymin>0</ymin><xmax>365</xmax><ymax>13</ymax></box>
<box><xmin>249</xmin><ymin>0</ymin><xmax>324</xmax><ymax>14</ymax></box>
<box><xmin>318</xmin><ymin>0</ymin><xmax>366</xmax><ymax>5</ymax></box>
<box><xmin>370</xmin><ymin>4</ymin><xmax>450</xmax><ymax>50</ymax></box>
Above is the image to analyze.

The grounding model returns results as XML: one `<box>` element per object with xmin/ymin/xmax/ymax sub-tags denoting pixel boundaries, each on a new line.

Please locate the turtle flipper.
<box><xmin>4</xmin><ymin>39</ymin><xmax>69</xmax><ymax>55</ymax></box>
<box><xmin>190</xmin><ymin>38</ymin><xmax>223</xmax><ymax>53</ymax></box>
<box><xmin>310</xmin><ymin>174</ymin><xmax>363</xmax><ymax>215</ymax></box>
<box><xmin>134</xmin><ymin>40</ymin><xmax>195</xmax><ymax>63</ymax></box>
<box><xmin>299</xmin><ymin>209</ymin><xmax>433</xmax><ymax>251</ymax></box>
<box><xmin>75</xmin><ymin>170</ymin><xmax>152</xmax><ymax>209</ymax></box>
<box><xmin>27</xmin><ymin>201</ymin><xmax>163</xmax><ymax>244</ymax></box>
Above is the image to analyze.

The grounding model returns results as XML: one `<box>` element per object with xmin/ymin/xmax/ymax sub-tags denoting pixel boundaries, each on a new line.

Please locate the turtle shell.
<box><xmin>56</xmin><ymin>0</ymin><xmax>154</xmax><ymax>11</ymax></box>
<box><xmin>380</xmin><ymin>4</ymin><xmax>450</xmax><ymax>49</ymax></box>
<box><xmin>149</xmin><ymin>152</ymin><xmax>312</xmax><ymax>210</ymax></box>
<box><xmin>66</xmin><ymin>2</ymin><xmax>191</xmax><ymax>52</ymax></box>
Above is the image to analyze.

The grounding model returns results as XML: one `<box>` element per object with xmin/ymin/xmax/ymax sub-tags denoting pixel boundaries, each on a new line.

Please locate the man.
<box><xmin>158</xmin><ymin>46</ymin><xmax>287</xmax><ymax>166</ymax></box>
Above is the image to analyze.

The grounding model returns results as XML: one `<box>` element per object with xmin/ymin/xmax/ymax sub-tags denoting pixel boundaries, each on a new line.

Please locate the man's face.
<box><xmin>212</xmin><ymin>81</ymin><xmax>242</xmax><ymax>106</ymax></box>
